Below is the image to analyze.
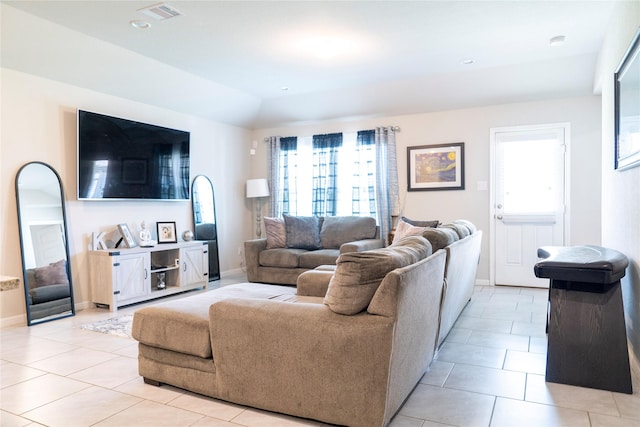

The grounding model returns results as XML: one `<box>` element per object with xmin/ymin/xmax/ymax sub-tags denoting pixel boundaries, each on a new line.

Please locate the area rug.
<box><xmin>80</xmin><ymin>314</ymin><xmax>133</xmax><ymax>338</ymax></box>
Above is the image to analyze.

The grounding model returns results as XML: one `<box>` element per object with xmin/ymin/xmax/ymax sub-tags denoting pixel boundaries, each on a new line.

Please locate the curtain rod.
<box><xmin>263</xmin><ymin>126</ymin><xmax>400</xmax><ymax>142</ymax></box>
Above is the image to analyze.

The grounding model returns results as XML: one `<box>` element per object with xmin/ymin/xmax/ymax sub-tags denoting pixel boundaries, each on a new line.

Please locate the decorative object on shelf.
<box><xmin>156</xmin><ymin>272</ymin><xmax>166</xmax><ymax>290</ymax></box>
<box><xmin>407</xmin><ymin>143</ymin><xmax>465</xmax><ymax>191</ymax></box>
<box><xmin>116</xmin><ymin>223</ymin><xmax>137</xmax><ymax>248</ymax></box>
<box><xmin>157</xmin><ymin>221</ymin><xmax>177</xmax><ymax>243</ymax></box>
<box><xmin>614</xmin><ymin>28</ymin><xmax>640</xmax><ymax>170</ymax></box>
<box><xmin>92</xmin><ymin>232</ymin><xmax>107</xmax><ymax>250</ymax></box>
<box><xmin>246</xmin><ymin>178</ymin><xmax>270</xmax><ymax>238</ymax></box>
<box><xmin>182</xmin><ymin>230</ymin><xmax>194</xmax><ymax>241</ymax></box>
<box><xmin>139</xmin><ymin>220</ymin><xmax>156</xmax><ymax>247</ymax></box>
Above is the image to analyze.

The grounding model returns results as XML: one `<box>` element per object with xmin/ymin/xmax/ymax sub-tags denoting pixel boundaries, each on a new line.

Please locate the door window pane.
<box><xmin>499</xmin><ymin>137</ymin><xmax>559</xmax><ymax>214</ymax></box>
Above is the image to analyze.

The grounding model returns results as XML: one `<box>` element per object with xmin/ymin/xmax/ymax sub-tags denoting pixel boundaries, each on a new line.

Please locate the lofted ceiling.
<box><xmin>1</xmin><ymin>1</ymin><xmax>620</xmax><ymax>129</ymax></box>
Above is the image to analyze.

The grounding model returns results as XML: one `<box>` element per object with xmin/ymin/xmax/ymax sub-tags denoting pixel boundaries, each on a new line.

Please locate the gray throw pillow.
<box><xmin>284</xmin><ymin>215</ymin><xmax>322</xmax><ymax>250</ymax></box>
<box><xmin>401</xmin><ymin>216</ymin><xmax>440</xmax><ymax>228</ymax></box>
<box><xmin>320</xmin><ymin>216</ymin><xmax>377</xmax><ymax>249</ymax></box>
<box><xmin>33</xmin><ymin>259</ymin><xmax>69</xmax><ymax>288</ymax></box>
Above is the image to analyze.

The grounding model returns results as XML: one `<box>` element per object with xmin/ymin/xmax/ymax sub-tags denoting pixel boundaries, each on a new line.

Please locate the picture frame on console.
<box><xmin>157</xmin><ymin>221</ymin><xmax>177</xmax><ymax>244</ymax></box>
<box><xmin>614</xmin><ymin>28</ymin><xmax>640</xmax><ymax>171</ymax></box>
<box><xmin>117</xmin><ymin>223</ymin><xmax>137</xmax><ymax>248</ymax></box>
<box><xmin>407</xmin><ymin>142</ymin><xmax>465</xmax><ymax>191</ymax></box>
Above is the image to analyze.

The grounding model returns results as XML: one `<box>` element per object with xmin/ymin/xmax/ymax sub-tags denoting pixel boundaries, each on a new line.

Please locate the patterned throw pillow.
<box><xmin>284</xmin><ymin>215</ymin><xmax>322</xmax><ymax>250</ymax></box>
<box><xmin>392</xmin><ymin>219</ymin><xmax>427</xmax><ymax>244</ymax></box>
<box><xmin>263</xmin><ymin>217</ymin><xmax>286</xmax><ymax>249</ymax></box>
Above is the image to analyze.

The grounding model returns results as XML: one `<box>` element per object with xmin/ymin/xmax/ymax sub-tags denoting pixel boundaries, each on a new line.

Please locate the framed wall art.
<box><xmin>157</xmin><ymin>221</ymin><xmax>177</xmax><ymax>244</ymax></box>
<box><xmin>407</xmin><ymin>142</ymin><xmax>465</xmax><ymax>191</ymax></box>
<box><xmin>615</xmin><ymin>28</ymin><xmax>640</xmax><ymax>171</ymax></box>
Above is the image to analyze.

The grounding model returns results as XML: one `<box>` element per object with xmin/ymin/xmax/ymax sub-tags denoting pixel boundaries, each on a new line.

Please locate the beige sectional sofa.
<box><xmin>245</xmin><ymin>214</ymin><xmax>384</xmax><ymax>285</ymax></box>
<box><xmin>131</xmin><ymin>220</ymin><xmax>481</xmax><ymax>426</ymax></box>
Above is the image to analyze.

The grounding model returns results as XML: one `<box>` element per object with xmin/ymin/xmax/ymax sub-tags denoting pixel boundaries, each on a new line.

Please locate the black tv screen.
<box><xmin>77</xmin><ymin>110</ymin><xmax>190</xmax><ymax>200</ymax></box>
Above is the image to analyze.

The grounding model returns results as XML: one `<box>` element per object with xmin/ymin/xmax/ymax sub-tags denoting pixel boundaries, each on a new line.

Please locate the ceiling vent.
<box><xmin>138</xmin><ymin>3</ymin><xmax>182</xmax><ymax>20</ymax></box>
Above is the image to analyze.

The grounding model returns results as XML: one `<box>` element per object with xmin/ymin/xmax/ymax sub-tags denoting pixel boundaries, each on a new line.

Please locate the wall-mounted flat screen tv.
<box><xmin>77</xmin><ymin>110</ymin><xmax>190</xmax><ymax>201</ymax></box>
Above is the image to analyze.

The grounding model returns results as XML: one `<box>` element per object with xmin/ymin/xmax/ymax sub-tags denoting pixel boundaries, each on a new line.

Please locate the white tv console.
<box><xmin>88</xmin><ymin>241</ymin><xmax>209</xmax><ymax>311</ymax></box>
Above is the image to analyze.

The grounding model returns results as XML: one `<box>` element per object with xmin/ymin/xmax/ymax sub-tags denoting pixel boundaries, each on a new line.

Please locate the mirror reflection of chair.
<box><xmin>192</xmin><ymin>175</ymin><xmax>220</xmax><ymax>281</ymax></box>
<box><xmin>15</xmin><ymin>162</ymin><xmax>75</xmax><ymax>325</ymax></box>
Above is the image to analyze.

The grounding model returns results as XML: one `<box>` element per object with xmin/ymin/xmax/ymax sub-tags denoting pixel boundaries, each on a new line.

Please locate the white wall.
<box><xmin>0</xmin><ymin>69</ymin><xmax>252</xmax><ymax>325</ymax></box>
<box><xmin>252</xmin><ymin>95</ymin><xmax>603</xmax><ymax>284</ymax></box>
<box><xmin>598</xmin><ymin>2</ymin><xmax>640</xmax><ymax>369</ymax></box>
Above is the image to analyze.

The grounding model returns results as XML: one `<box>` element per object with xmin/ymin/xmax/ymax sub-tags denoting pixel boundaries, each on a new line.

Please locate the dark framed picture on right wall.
<box><xmin>614</xmin><ymin>27</ymin><xmax>640</xmax><ymax>171</ymax></box>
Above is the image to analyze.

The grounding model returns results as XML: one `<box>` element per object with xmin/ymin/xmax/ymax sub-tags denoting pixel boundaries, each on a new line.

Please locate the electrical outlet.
<box><xmin>237</xmin><ymin>247</ymin><xmax>243</xmax><ymax>256</ymax></box>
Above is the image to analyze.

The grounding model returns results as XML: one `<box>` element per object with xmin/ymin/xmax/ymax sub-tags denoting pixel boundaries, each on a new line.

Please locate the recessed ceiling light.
<box><xmin>550</xmin><ymin>35</ymin><xmax>566</xmax><ymax>46</ymax></box>
<box><xmin>461</xmin><ymin>59</ymin><xmax>475</xmax><ymax>65</ymax></box>
<box><xmin>130</xmin><ymin>20</ymin><xmax>151</xmax><ymax>29</ymax></box>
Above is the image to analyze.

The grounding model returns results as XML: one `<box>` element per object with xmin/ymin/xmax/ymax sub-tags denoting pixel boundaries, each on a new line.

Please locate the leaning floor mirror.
<box><xmin>15</xmin><ymin>162</ymin><xmax>75</xmax><ymax>325</ymax></box>
<box><xmin>192</xmin><ymin>175</ymin><xmax>221</xmax><ymax>281</ymax></box>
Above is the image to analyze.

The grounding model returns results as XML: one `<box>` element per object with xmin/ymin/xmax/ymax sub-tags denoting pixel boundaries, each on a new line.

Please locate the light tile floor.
<box><xmin>2</xmin><ymin>279</ymin><xmax>639</xmax><ymax>426</ymax></box>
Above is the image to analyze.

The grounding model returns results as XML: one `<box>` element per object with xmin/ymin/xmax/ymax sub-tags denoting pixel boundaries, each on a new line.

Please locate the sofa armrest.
<box><xmin>209</xmin><ymin>299</ymin><xmax>393</xmax><ymax>427</ymax></box>
<box><xmin>296</xmin><ymin>269</ymin><xmax>333</xmax><ymax>296</ymax></box>
<box><xmin>340</xmin><ymin>238</ymin><xmax>385</xmax><ymax>254</ymax></box>
<box><xmin>244</xmin><ymin>238</ymin><xmax>267</xmax><ymax>282</ymax></box>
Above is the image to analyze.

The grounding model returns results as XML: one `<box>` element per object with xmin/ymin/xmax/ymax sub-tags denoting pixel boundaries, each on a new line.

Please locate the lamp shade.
<box><xmin>246</xmin><ymin>178</ymin><xmax>270</xmax><ymax>198</ymax></box>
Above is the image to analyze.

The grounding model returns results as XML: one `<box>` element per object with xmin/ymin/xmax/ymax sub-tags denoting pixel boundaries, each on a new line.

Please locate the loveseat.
<box><xmin>245</xmin><ymin>214</ymin><xmax>385</xmax><ymax>285</ymax></box>
<box><xmin>132</xmin><ymin>235</ymin><xmax>448</xmax><ymax>427</ymax></box>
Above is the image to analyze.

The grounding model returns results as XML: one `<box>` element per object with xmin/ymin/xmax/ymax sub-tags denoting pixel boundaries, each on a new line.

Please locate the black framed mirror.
<box><xmin>192</xmin><ymin>175</ymin><xmax>220</xmax><ymax>281</ymax></box>
<box><xmin>16</xmin><ymin>162</ymin><xmax>75</xmax><ymax>325</ymax></box>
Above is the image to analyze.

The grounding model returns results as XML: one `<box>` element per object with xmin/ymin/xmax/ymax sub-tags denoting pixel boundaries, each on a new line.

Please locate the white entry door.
<box><xmin>491</xmin><ymin>124</ymin><xmax>568</xmax><ymax>287</ymax></box>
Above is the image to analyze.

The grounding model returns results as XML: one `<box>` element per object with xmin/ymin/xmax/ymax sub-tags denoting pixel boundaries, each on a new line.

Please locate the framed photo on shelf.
<box><xmin>117</xmin><ymin>223</ymin><xmax>137</xmax><ymax>248</ymax></box>
<box><xmin>407</xmin><ymin>142</ymin><xmax>465</xmax><ymax>191</ymax></box>
<box><xmin>157</xmin><ymin>221</ymin><xmax>177</xmax><ymax>244</ymax></box>
<box><xmin>614</xmin><ymin>28</ymin><xmax>640</xmax><ymax>171</ymax></box>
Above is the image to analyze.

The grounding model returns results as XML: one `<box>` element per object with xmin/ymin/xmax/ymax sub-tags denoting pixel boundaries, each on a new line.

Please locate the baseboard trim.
<box><xmin>475</xmin><ymin>279</ymin><xmax>491</xmax><ymax>287</ymax></box>
<box><xmin>221</xmin><ymin>268</ymin><xmax>244</xmax><ymax>277</ymax></box>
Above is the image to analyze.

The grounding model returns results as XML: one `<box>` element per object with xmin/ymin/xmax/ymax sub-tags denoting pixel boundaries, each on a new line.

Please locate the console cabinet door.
<box><xmin>180</xmin><ymin>245</ymin><xmax>208</xmax><ymax>287</ymax></box>
<box><xmin>115</xmin><ymin>252</ymin><xmax>150</xmax><ymax>301</ymax></box>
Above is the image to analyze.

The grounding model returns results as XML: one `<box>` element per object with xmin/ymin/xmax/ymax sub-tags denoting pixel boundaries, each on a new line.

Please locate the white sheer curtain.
<box><xmin>267</xmin><ymin>136</ymin><xmax>280</xmax><ymax>217</ymax></box>
<box><xmin>375</xmin><ymin>127</ymin><xmax>400</xmax><ymax>245</ymax></box>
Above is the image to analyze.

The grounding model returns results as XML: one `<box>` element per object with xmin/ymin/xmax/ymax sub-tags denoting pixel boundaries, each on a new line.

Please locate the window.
<box><xmin>275</xmin><ymin>132</ymin><xmax>377</xmax><ymax>217</ymax></box>
<box><xmin>268</xmin><ymin>127</ymin><xmax>399</xmax><ymax>245</ymax></box>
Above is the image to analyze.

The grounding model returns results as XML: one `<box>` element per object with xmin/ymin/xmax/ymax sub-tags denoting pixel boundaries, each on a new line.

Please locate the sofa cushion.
<box><xmin>299</xmin><ymin>249</ymin><xmax>340</xmax><ymax>269</ymax></box>
<box><xmin>259</xmin><ymin>248</ymin><xmax>306</xmax><ymax>268</ymax></box>
<box><xmin>264</xmin><ymin>217</ymin><xmax>286</xmax><ymax>249</ymax></box>
<box><xmin>324</xmin><ymin>235</ymin><xmax>432</xmax><ymax>315</ymax></box>
<box><xmin>421</xmin><ymin>227</ymin><xmax>459</xmax><ymax>252</ymax></box>
<box><xmin>453</xmin><ymin>219</ymin><xmax>477</xmax><ymax>235</ymax></box>
<box><xmin>440</xmin><ymin>222</ymin><xmax>470</xmax><ymax>239</ymax></box>
<box><xmin>320</xmin><ymin>216</ymin><xmax>377</xmax><ymax>249</ymax></box>
<box><xmin>132</xmin><ymin>283</ymin><xmax>298</xmax><ymax>359</ymax></box>
<box><xmin>284</xmin><ymin>215</ymin><xmax>322</xmax><ymax>250</ymax></box>
<box><xmin>29</xmin><ymin>283</ymin><xmax>71</xmax><ymax>304</ymax></box>
<box><xmin>401</xmin><ymin>216</ymin><xmax>440</xmax><ymax>228</ymax></box>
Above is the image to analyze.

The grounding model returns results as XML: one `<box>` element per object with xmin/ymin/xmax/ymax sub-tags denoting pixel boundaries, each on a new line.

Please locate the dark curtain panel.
<box><xmin>312</xmin><ymin>133</ymin><xmax>342</xmax><ymax>216</ymax></box>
